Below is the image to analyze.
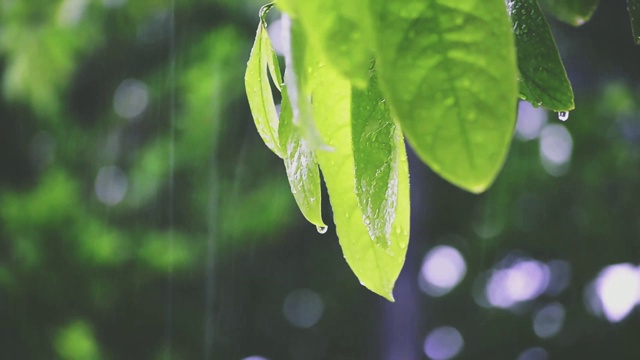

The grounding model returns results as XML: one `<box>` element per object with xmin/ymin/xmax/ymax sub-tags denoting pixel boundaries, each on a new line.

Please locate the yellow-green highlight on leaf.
<box><xmin>311</xmin><ymin>56</ymin><xmax>410</xmax><ymax>301</ymax></box>
<box><xmin>371</xmin><ymin>0</ymin><xmax>519</xmax><ymax>193</ymax></box>
<box><xmin>538</xmin><ymin>0</ymin><xmax>600</xmax><ymax>26</ymax></box>
<box><xmin>352</xmin><ymin>66</ymin><xmax>404</xmax><ymax>249</ymax></box>
<box><xmin>247</xmin><ymin>5</ymin><xmax>325</xmax><ymax>230</ymax></box>
<box><xmin>281</xmin><ymin>16</ymin><xmax>331</xmax><ymax>152</ymax></box>
<box><xmin>508</xmin><ymin>0</ymin><xmax>574</xmax><ymax>111</ymax></box>
<box><xmin>276</xmin><ymin>0</ymin><xmax>373</xmax><ymax>87</ymax></box>
<box><xmin>628</xmin><ymin>0</ymin><xmax>640</xmax><ymax>44</ymax></box>
<box><xmin>244</xmin><ymin>3</ymin><xmax>283</xmax><ymax>158</ymax></box>
<box><xmin>279</xmin><ymin>87</ymin><xmax>326</xmax><ymax>228</ymax></box>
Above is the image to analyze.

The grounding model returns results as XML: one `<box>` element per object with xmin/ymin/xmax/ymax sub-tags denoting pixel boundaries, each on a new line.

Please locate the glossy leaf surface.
<box><xmin>310</xmin><ymin>58</ymin><xmax>410</xmax><ymax>301</ymax></box>
<box><xmin>372</xmin><ymin>0</ymin><xmax>519</xmax><ymax>193</ymax></box>
<box><xmin>539</xmin><ymin>0</ymin><xmax>600</xmax><ymax>26</ymax></box>
<box><xmin>508</xmin><ymin>0</ymin><xmax>574</xmax><ymax>111</ymax></box>
<box><xmin>352</xmin><ymin>69</ymin><xmax>404</xmax><ymax>248</ymax></box>
<box><xmin>244</xmin><ymin>4</ymin><xmax>282</xmax><ymax>158</ymax></box>
<box><xmin>276</xmin><ymin>0</ymin><xmax>372</xmax><ymax>86</ymax></box>
<box><xmin>279</xmin><ymin>88</ymin><xmax>326</xmax><ymax>228</ymax></box>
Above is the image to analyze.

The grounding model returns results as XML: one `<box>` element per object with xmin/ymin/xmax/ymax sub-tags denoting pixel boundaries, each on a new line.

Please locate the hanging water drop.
<box><xmin>558</xmin><ymin>111</ymin><xmax>569</xmax><ymax>121</ymax></box>
<box><xmin>316</xmin><ymin>225</ymin><xmax>328</xmax><ymax>234</ymax></box>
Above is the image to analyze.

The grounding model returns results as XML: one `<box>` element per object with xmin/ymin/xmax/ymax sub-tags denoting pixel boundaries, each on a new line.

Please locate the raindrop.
<box><xmin>316</xmin><ymin>225</ymin><xmax>328</xmax><ymax>234</ymax></box>
<box><xmin>557</xmin><ymin>111</ymin><xmax>569</xmax><ymax>121</ymax></box>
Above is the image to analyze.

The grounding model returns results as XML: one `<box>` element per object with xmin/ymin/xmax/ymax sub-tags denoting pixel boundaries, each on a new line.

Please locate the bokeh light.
<box><xmin>94</xmin><ymin>166</ymin><xmax>128</xmax><ymax>206</ymax></box>
<box><xmin>517</xmin><ymin>347</ymin><xmax>548</xmax><ymax>360</ymax></box>
<box><xmin>268</xmin><ymin>18</ymin><xmax>285</xmax><ymax>56</ymax></box>
<box><xmin>113</xmin><ymin>79</ymin><xmax>149</xmax><ymax>119</ymax></box>
<box><xmin>57</xmin><ymin>0</ymin><xmax>88</xmax><ymax>26</ymax></box>
<box><xmin>419</xmin><ymin>245</ymin><xmax>467</xmax><ymax>297</ymax></box>
<box><xmin>282</xmin><ymin>288</ymin><xmax>324</xmax><ymax>329</ymax></box>
<box><xmin>515</xmin><ymin>101</ymin><xmax>548</xmax><ymax>141</ymax></box>
<box><xmin>539</xmin><ymin>124</ymin><xmax>573</xmax><ymax>176</ymax></box>
<box><xmin>594</xmin><ymin>263</ymin><xmax>640</xmax><ymax>322</ymax></box>
<box><xmin>486</xmin><ymin>258</ymin><xmax>550</xmax><ymax>309</ymax></box>
<box><xmin>241</xmin><ymin>356</ymin><xmax>269</xmax><ymax>360</ymax></box>
<box><xmin>532</xmin><ymin>302</ymin><xmax>565</xmax><ymax>339</ymax></box>
<box><xmin>423</xmin><ymin>326</ymin><xmax>464</xmax><ymax>360</ymax></box>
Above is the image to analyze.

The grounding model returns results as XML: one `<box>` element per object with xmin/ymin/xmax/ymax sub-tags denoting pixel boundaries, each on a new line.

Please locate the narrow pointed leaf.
<box><xmin>508</xmin><ymin>0</ymin><xmax>574</xmax><ymax>111</ymax></box>
<box><xmin>352</xmin><ymin>69</ymin><xmax>403</xmax><ymax>248</ymax></box>
<box><xmin>538</xmin><ymin>0</ymin><xmax>600</xmax><ymax>26</ymax></box>
<box><xmin>311</xmin><ymin>59</ymin><xmax>410</xmax><ymax>301</ymax></box>
<box><xmin>372</xmin><ymin>0</ymin><xmax>518</xmax><ymax>193</ymax></box>
<box><xmin>628</xmin><ymin>0</ymin><xmax>640</xmax><ymax>44</ymax></box>
<box><xmin>276</xmin><ymin>0</ymin><xmax>373</xmax><ymax>87</ymax></box>
<box><xmin>244</xmin><ymin>4</ymin><xmax>282</xmax><ymax>158</ymax></box>
<box><xmin>279</xmin><ymin>87</ymin><xmax>325</xmax><ymax>228</ymax></box>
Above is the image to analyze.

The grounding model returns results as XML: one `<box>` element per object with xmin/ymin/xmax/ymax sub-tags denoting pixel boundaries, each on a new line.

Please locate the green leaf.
<box><xmin>628</xmin><ymin>0</ymin><xmax>640</xmax><ymax>44</ymax></box>
<box><xmin>244</xmin><ymin>4</ymin><xmax>282</xmax><ymax>158</ymax></box>
<box><xmin>352</xmin><ymin>67</ymin><xmax>404</xmax><ymax>248</ymax></box>
<box><xmin>508</xmin><ymin>0</ymin><xmax>574</xmax><ymax>111</ymax></box>
<box><xmin>310</xmin><ymin>56</ymin><xmax>410</xmax><ymax>301</ymax></box>
<box><xmin>538</xmin><ymin>0</ymin><xmax>600</xmax><ymax>26</ymax></box>
<box><xmin>276</xmin><ymin>0</ymin><xmax>373</xmax><ymax>87</ymax></box>
<box><xmin>278</xmin><ymin>87</ymin><xmax>326</xmax><ymax>228</ymax></box>
<box><xmin>281</xmin><ymin>16</ymin><xmax>330</xmax><ymax>151</ymax></box>
<box><xmin>371</xmin><ymin>0</ymin><xmax>518</xmax><ymax>193</ymax></box>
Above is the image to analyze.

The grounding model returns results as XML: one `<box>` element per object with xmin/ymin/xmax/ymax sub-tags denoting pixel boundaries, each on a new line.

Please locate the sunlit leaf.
<box><xmin>311</xmin><ymin>55</ymin><xmax>410</xmax><ymax>301</ymax></box>
<box><xmin>628</xmin><ymin>0</ymin><xmax>640</xmax><ymax>44</ymax></box>
<box><xmin>279</xmin><ymin>87</ymin><xmax>325</xmax><ymax>228</ymax></box>
<box><xmin>508</xmin><ymin>0</ymin><xmax>574</xmax><ymax>111</ymax></box>
<box><xmin>538</xmin><ymin>0</ymin><xmax>600</xmax><ymax>26</ymax></box>
<box><xmin>352</xmin><ymin>67</ymin><xmax>405</xmax><ymax>248</ymax></box>
<box><xmin>276</xmin><ymin>0</ymin><xmax>372</xmax><ymax>87</ymax></box>
<box><xmin>244</xmin><ymin>4</ymin><xmax>283</xmax><ymax>158</ymax></box>
<box><xmin>371</xmin><ymin>0</ymin><xmax>518</xmax><ymax>193</ymax></box>
<box><xmin>280</xmin><ymin>16</ymin><xmax>329</xmax><ymax>151</ymax></box>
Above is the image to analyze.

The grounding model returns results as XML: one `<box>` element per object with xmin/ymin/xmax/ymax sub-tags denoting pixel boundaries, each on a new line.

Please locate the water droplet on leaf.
<box><xmin>558</xmin><ymin>111</ymin><xmax>569</xmax><ymax>121</ymax></box>
<box><xmin>316</xmin><ymin>225</ymin><xmax>328</xmax><ymax>234</ymax></box>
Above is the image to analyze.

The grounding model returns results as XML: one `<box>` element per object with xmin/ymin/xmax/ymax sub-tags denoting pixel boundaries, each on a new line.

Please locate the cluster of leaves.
<box><xmin>245</xmin><ymin>0</ymin><xmax>640</xmax><ymax>300</ymax></box>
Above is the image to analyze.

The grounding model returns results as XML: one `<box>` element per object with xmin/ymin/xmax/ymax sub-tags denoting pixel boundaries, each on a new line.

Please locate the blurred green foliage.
<box><xmin>0</xmin><ymin>0</ymin><xmax>296</xmax><ymax>358</ymax></box>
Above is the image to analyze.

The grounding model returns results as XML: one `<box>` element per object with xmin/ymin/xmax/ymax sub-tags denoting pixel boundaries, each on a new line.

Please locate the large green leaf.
<box><xmin>311</xmin><ymin>57</ymin><xmax>410</xmax><ymax>301</ymax></box>
<box><xmin>628</xmin><ymin>0</ymin><xmax>640</xmax><ymax>44</ymax></box>
<box><xmin>538</xmin><ymin>0</ymin><xmax>600</xmax><ymax>26</ymax></box>
<box><xmin>352</xmin><ymin>68</ymin><xmax>405</xmax><ymax>249</ymax></box>
<box><xmin>279</xmin><ymin>87</ymin><xmax>326</xmax><ymax>228</ymax></box>
<box><xmin>508</xmin><ymin>0</ymin><xmax>574</xmax><ymax>111</ymax></box>
<box><xmin>244</xmin><ymin>4</ymin><xmax>282</xmax><ymax>158</ymax></box>
<box><xmin>276</xmin><ymin>0</ymin><xmax>372</xmax><ymax>87</ymax></box>
<box><xmin>371</xmin><ymin>0</ymin><xmax>518</xmax><ymax>193</ymax></box>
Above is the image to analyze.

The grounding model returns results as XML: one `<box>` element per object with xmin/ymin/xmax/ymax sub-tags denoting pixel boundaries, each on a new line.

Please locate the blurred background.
<box><xmin>1</xmin><ymin>0</ymin><xmax>640</xmax><ymax>359</ymax></box>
